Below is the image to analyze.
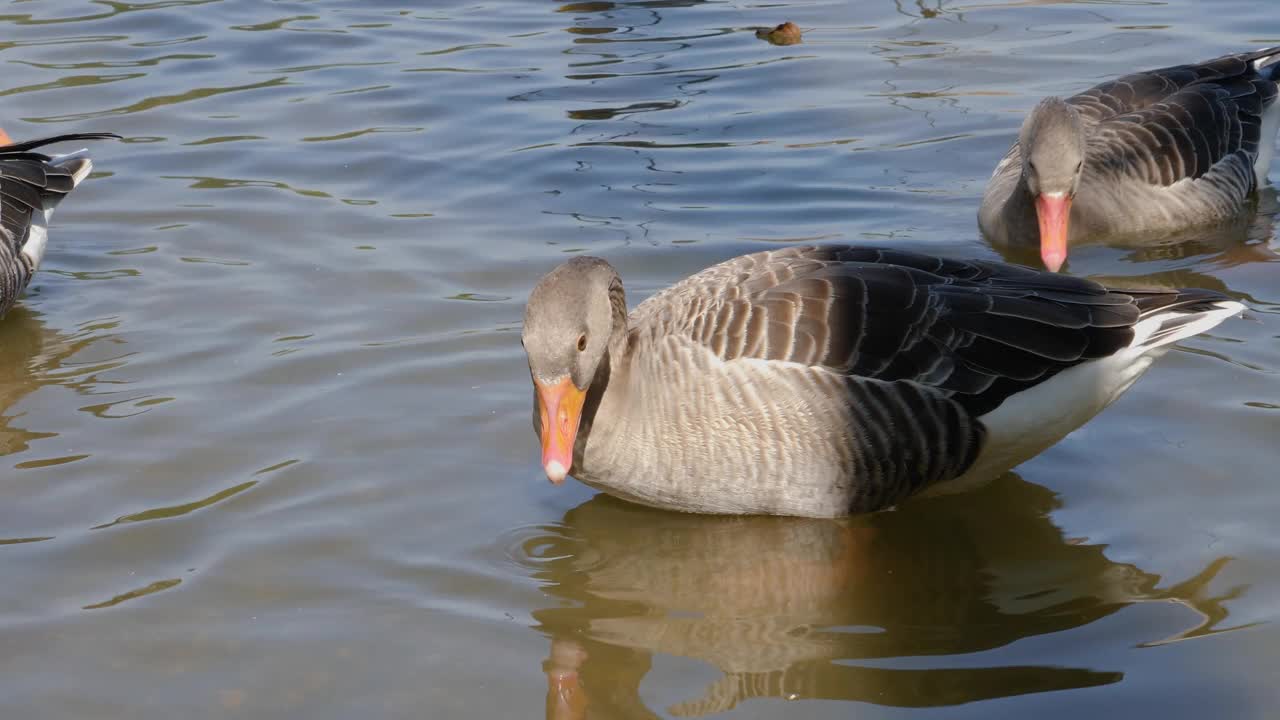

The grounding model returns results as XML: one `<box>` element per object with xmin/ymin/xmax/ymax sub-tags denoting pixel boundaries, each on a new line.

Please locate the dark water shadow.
<box><xmin>516</xmin><ymin>476</ymin><xmax>1244</xmax><ymax>718</ymax></box>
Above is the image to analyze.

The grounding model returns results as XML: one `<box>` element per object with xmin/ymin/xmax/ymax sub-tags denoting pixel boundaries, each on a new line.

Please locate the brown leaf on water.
<box><xmin>755</xmin><ymin>21</ymin><xmax>802</xmax><ymax>46</ymax></box>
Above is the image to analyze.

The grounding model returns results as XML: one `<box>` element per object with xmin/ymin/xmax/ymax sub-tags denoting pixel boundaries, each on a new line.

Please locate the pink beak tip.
<box><xmin>544</xmin><ymin>460</ymin><xmax>568</xmax><ymax>485</ymax></box>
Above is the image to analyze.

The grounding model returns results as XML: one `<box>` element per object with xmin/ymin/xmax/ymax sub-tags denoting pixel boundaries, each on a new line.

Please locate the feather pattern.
<box><xmin>980</xmin><ymin>47</ymin><xmax>1280</xmax><ymax>254</ymax></box>
<box><xmin>537</xmin><ymin>246</ymin><xmax>1245</xmax><ymax>517</ymax></box>
<box><xmin>0</xmin><ymin>132</ymin><xmax>117</xmax><ymax>316</ymax></box>
<box><xmin>631</xmin><ymin>246</ymin><xmax>1142</xmax><ymax>416</ymax></box>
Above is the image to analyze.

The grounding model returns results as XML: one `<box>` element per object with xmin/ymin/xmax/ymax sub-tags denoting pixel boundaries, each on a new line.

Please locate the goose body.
<box><xmin>521</xmin><ymin>246</ymin><xmax>1243</xmax><ymax>518</ymax></box>
<box><xmin>980</xmin><ymin>47</ymin><xmax>1280</xmax><ymax>271</ymax></box>
<box><xmin>0</xmin><ymin>132</ymin><xmax>118</xmax><ymax>318</ymax></box>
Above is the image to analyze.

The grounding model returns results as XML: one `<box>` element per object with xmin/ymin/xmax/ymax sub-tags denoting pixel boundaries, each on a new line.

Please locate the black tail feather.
<box><xmin>0</xmin><ymin>132</ymin><xmax>121</xmax><ymax>158</ymax></box>
<box><xmin>1250</xmin><ymin>46</ymin><xmax>1280</xmax><ymax>82</ymax></box>
<box><xmin>1121</xmin><ymin>286</ymin><xmax>1234</xmax><ymax>318</ymax></box>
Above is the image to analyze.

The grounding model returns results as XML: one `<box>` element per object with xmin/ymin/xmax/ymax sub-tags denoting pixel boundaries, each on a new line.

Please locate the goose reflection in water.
<box><xmin>0</xmin><ymin>307</ymin><xmax>95</xmax><ymax>459</ymax></box>
<box><xmin>520</xmin><ymin>476</ymin><xmax>1245</xmax><ymax>719</ymax></box>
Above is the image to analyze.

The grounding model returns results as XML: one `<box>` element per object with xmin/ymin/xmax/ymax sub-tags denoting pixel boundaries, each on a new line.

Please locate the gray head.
<box><xmin>522</xmin><ymin>256</ymin><xmax>625</xmax><ymax>388</ymax></box>
<box><xmin>1018</xmin><ymin>97</ymin><xmax>1088</xmax><ymax>271</ymax></box>
<box><xmin>1019</xmin><ymin>96</ymin><xmax>1088</xmax><ymax>197</ymax></box>
<box><xmin>522</xmin><ymin>256</ymin><xmax>628</xmax><ymax>484</ymax></box>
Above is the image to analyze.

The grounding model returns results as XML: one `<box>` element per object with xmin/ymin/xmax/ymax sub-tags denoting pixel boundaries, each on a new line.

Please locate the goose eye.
<box><xmin>576</xmin><ymin>334</ymin><xmax>588</xmax><ymax>352</ymax></box>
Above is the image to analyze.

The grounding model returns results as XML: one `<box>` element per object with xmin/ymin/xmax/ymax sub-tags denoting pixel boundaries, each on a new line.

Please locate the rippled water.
<box><xmin>2</xmin><ymin>1</ymin><xmax>1278</xmax><ymax>717</ymax></box>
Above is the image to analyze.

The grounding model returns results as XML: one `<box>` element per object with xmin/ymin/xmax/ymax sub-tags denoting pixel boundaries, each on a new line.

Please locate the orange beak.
<box><xmin>0</xmin><ymin>128</ymin><xmax>10</xmax><ymax>146</ymax></box>
<box><xmin>535</xmin><ymin>376</ymin><xmax>587</xmax><ymax>485</ymax></box>
<box><xmin>546</xmin><ymin>667</ymin><xmax>587</xmax><ymax>720</ymax></box>
<box><xmin>1035</xmin><ymin>192</ymin><xmax>1072</xmax><ymax>272</ymax></box>
<box><xmin>545</xmin><ymin>639</ymin><xmax>589</xmax><ymax>720</ymax></box>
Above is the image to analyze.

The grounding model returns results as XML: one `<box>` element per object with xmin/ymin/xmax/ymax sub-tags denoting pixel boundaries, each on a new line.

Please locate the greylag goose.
<box><xmin>979</xmin><ymin>46</ymin><xmax>1280</xmax><ymax>271</ymax></box>
<box><xmin>521</xmin><ymin>245</ymin><xmax>1243</xmax><ymax>517</ymax></box>
<box><xmin>1</xmin><ymin>132</ymin><xmax>119</xmax><ymax>317</ymax></box>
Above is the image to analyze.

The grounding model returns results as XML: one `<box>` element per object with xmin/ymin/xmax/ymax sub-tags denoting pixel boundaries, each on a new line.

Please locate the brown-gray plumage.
<box><xmin>0</xmin><ymin>132</ymin><xmax>119</xmax><ymax>318</ymax></box>
<box><xmin>980</xmin><ymin>47</ymin><xmax>1280</xmax><ymax>271</ymax></box>
<box><xmin>521</xmin><ymin>246</ymin><xmax>1244</xmax><ymax>517</ymax></box>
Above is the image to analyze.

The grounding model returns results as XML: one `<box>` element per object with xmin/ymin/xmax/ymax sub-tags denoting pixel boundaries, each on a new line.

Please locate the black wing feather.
<box><xmin>1079</xmin><ymin>49</ymin><xmax>1279</xmax><ymax>186</ymax></box>
<box><xmin>0</xmin><ymin>132</ymin><xmax>121</xmax><ymax>157</ymax></box>
<box><xmin>657</xmin><ymin>245</ymin><xmax>1224</xmax><ymax>417</ymax></box>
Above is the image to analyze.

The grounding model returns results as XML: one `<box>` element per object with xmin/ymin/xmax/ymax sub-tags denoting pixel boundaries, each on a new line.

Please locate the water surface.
<box><xmin>1</xmin><ymin>1</ymin><xmax>1278</xmax><ymax>718</ymax></box>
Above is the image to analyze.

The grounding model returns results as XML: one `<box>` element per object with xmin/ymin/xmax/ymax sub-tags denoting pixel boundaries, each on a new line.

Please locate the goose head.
<box><xmin>522</xmin><ymin>256</ymin><xmax>626</xmax><ymax>485</ymax></box>
<box><xmin>1020</xmin><ymin>97</ymin><xmax>1087</xmax><ymax>271</ymax></box>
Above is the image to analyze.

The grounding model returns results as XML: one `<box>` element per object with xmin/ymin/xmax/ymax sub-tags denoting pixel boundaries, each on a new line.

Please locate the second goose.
<box><xmin>979</xmin><ymin>47</ymin><xmax>1280</xmax><ymax>271</ymax></box>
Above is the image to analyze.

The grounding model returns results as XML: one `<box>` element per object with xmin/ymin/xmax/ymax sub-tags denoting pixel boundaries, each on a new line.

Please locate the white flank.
<box><xmin>1255</xmin><ymin>52</ymin><xmax>1280</xmax><ymax>185</ymax></box>
<box><xmin>938</xmin><ymin>300</ymin><xmax>1245</xmax><ymax>491</ymax></box>
<box><xmin>21</xmin><ymin>219</ymin><xmax>49</xmax><ymax>270</ymax></box>
<box><xmin>1254</xmin><ymin>92</ymin><xmax>1279</xmax><ymax>186</ymax></box>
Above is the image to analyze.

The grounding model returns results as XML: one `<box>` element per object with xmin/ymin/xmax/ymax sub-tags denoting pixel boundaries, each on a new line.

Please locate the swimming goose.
<box><xmin>979</xmin><ymin>46</ymin><xmax>1280</xmax><ymax>271</ymax></box>
<box><xmin>521</xmin><ymin>246</ymin><xmax>1243</xmax><ymax>517</ymax></box>
<box><xmin>1</xmin><ymin>132</ymin><xmax>119</xmax><ymax>317</ymax></box>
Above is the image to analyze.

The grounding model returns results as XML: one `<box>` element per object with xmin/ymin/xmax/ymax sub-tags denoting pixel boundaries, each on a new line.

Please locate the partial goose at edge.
<box><xmin>0</xmin><ymin>131</ymin><xmax>120</xmax><ymax>318</ymax></box>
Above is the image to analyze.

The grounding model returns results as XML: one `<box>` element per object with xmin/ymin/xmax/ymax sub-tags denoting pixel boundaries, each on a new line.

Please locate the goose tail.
<box><xmin>1</xmin><ymin>131</ymin><xmax>117</xmax><ymax>271</ymax></box>
<box><xmin>23</xmin><ymin>152</ymin><xmax>98</xmax><ymax>270</ymax></box>
<box><xmin>1251</xmin><ymin>46</ymin><xmax>1280</xmax><ymax>80</ymax></box>
<box><xmin>956</xmin><ymin>287</ymin><xmax>1243</xmax><ymax>488</ymax></box>
<box><xmin>1127</xmin><ymin>289</ymin><xmax>1245</xmax><ymax>354</ymax></box>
